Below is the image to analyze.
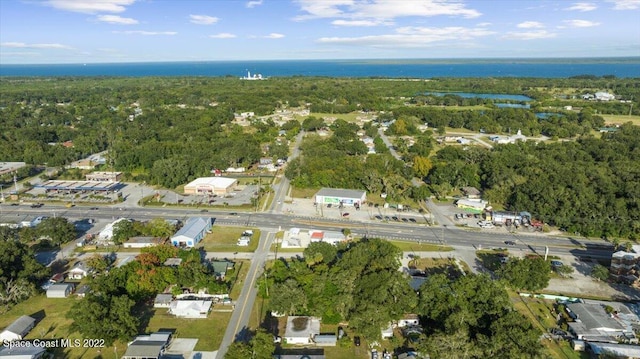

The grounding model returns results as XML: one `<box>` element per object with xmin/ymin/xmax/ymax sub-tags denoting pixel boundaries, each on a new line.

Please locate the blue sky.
<box><xmin>1</xmin><ymin>0</ymin><xmax>639</xmax><ymax>64</ymax></box>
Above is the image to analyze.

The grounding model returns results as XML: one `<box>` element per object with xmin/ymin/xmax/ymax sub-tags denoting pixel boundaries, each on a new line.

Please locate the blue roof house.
<box><xmin>170</xmin><ymin>217</ymin><xmax>211</xmax><ymax>248</ymax></box>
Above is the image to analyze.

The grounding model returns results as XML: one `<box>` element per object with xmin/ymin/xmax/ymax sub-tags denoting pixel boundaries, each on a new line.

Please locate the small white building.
<box><xmin>123</xmin><ymin>236</ymin><xmax>164</xmax><ymax>248</ymax></box>
<box><xmin>284</xmin><ymin>316</ymin><xmax>321</xmax><ymax>345</ymax></box>
<box><xmin>46</xmin><ymin>283</ymin><xmax>74</xmax><ymax>298</ymax></box>
<box><xmin>595</xmin><ymin>92</ymin><xmax>615</xmax><ymax>101</ymax></box>
<box><xmin>183</xmin><ymin>177</ymin><xmax>237</xmax><ymax>195</ymax></box>
<box><xmin>168</xmin><ymin>300</ymin><xmax>213</xmax><ymax>318</ymax></box>
<box><xmin>98</xmin><ymin>218</ymin><xmax>130</xmax><ymax>241</ymax></box>
<box><xmin>67</xmin><ymin>261</ymin><xmax>91</xmax><ymax>280</ymax></box>
<box><xmin>0</xmin><ymin>315</ymin><xmax>36</xmax><ymax>343</ymax></box>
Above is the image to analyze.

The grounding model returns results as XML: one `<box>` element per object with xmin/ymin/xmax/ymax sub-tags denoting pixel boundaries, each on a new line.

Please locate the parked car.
<box><xmin>354</xmin><ymin>336</ymin><xmax>361</xmax><ymax>346</ymax></box>
<box><xmin>551</xmin><ymin>260</ymin><xmax>564</xmax><ymax>268</ymax></box>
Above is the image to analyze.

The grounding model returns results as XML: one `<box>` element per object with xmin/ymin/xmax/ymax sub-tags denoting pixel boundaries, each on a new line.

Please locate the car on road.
<box><xmin>342</xmin><ymin>213</ymin><xmax>349</xmax><ymax>217</ymax></box>
<box><xmin>504</xmin><ymin>240</ymin><xmax>516</xmax><ymax>245</ymax></box>
<box><xmin>30</xmin><ymin>203</ymin><xmax>44</xmax><ymax>208</ymax></box>
<box><xmin>10</xmin><ymin>203</ymin><xmax>19</xmax><ymax>206</ymax></box>
<box><xmin>89</xmin><ymin>207</ymin><xmax>99</xmax><ymax>210</ymax></box>
<box><xmin>229</xmin><ymin>212</ymin><xmax>238</xmax><ymax>215</ymax></box>
<box><xmin>551</xmin><ymin>260</ymin><xmax>564</xmax><ymax>268</ymax></box>
<box><xmin>354</xmin><ymin>336</ymin><xmax>361</xmax><ymax>346</ymax></box>
<box><xmin>200</xmin><ymin>209</ymin><xmax>209</xmax><ymax>212</ymax></box>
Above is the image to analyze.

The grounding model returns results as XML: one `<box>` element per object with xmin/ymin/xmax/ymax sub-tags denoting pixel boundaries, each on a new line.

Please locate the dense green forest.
<box><xmin>257</xmin><ymin>239</ymin><xmax>544</xmax><ymax>358</ymax></box>
<box><xmin>1</xmin><ymin>76</ymin><xmax>639</xmax><ymax>237</ymax></box>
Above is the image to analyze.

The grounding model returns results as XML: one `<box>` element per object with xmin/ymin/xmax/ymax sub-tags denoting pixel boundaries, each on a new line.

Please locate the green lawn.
<box><xmin>145</xmin><ymin>308</ymin><xmax>232</xmax><ymax>351</ymax></box>
<box><xmin>601</xmin><ymin>114</ymin><xmax>640</xmax><ymax>125</ymax></box>
<box><xmin>310</xmin><ymin>112</ymin><xmax>362</xmax><ymax>122</ymax></box>
<box><xmin>198</xmin><ymin>226</ymin><xmax>261</xmax><ymax>252</ymax></box>
<box><xmin>0</xmin><ymin>294</ymin><xmax>129</xmax><ymax>359</ymax></box>
<box><xmin>387</xmin><ymin>240</ymin><xmax>453</xmax><ymax>252</ymax></box>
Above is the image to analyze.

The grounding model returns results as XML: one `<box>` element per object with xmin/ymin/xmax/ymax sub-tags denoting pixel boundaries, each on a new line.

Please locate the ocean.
<box><xmin>1</xmin><ymin>58</ymin><xmax>639</xmax><ymax>78</ymax></box>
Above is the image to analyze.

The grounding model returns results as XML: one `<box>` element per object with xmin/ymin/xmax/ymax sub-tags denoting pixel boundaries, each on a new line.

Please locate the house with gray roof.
<box><xmin>0</xmin><ymin>315</ymin><xmax>36</xmax><ymax>342</ymax></box>
<box><xmin>211</xmin><ymin>260</ymin><xmax>235</xmax><ymax>280</ymax></box>
<box><xmin>274</xmin><ymin>348</ymin><xmax>325</xmax><ymax>359</ymax></box>
<box><xmin>567</xmin><ymin>302</ymin><xmax>636</xmax><ymax>343</ymax></box>
<box><xmin>0</xmin><ymin>345</ymin><xmax>46</xmax><ymax>359</ymax></box>
<box><xmin>122</xmin><ymin>332</ymin><xmax>171</xmax><ymax>359</ymax></box>
<box><xmin>170</xmin><ymin>217</ymin><xmax>211</xmax><ymax>248</ymax></box>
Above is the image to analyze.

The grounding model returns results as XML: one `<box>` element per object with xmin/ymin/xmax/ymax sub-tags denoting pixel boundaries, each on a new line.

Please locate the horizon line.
<box><xmin>2</xmin><ymin>56</ymin><xmax>640</xmax><ymax>66</ymax></box>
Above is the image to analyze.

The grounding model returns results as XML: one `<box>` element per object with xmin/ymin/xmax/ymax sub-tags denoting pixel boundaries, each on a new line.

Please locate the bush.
<box><xmin>591</xmin><ymin>264</ymin><xmax>609</xmax><ymax>281</ymax></box>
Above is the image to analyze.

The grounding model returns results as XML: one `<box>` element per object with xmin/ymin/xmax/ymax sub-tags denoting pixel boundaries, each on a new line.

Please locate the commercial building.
<box><xmin>35</xmin><ymin>180</ymin><xmax>121</xmax><ymax>194</ymax></box>
<box><xmin>183</xmin><ymin>177</ymin><xmax>237</xmax><ymax>195</ymax></box>
<box><xmin>610</xmin><ymin>245</ymin><xmax>640</xmax><ymax>287</ymax></box>
<box><xmin>85</xmin><ymin>171</ymin><xmax>122</xmax><ymax>182</ymax></box>
<box><xmin>314</xmin><ymin>188</ymin><xmax>366</xmax><ymax>207</ymax></box>
<box><xmin>455</xmin><ymin>199</ymin><xmax>488</xmax><ymax>213</ymax></box>
<box><xmin>566</xmin><ymin>302</ymin><xmax>638</xmax><ymax>343</ymax></box>
<box><xmin>170</xmin><ymin>217</ymin><xmax>211</xmax><ymax>248</ymax></box>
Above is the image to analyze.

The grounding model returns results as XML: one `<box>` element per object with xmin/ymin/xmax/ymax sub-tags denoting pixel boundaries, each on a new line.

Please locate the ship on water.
<box><xmin>240</xmin><ymin>70</ymin><xmax>267</xmax><ymax>80</ymax></box>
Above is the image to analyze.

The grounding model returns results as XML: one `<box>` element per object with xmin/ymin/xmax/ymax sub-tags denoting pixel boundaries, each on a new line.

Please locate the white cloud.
<box><xmin>43</xmin><ymin>0</ymin><xmax>135</xmax><ymax>14</ymax></box>
<box><xmin>317</xmin><ymin>26</ymin><xmax>495</xmax><ymax>47</ymax></box>
<box><xmin>294</xmin><ymin>0</ymin><xmax>481</xmax><ymax>21</ymax></box>
<box><xmin>564</xmin><ymin>2</ymin><xmax>598</xmax><ymax>11</ymax></box>
<box><xmin>517</xmin><ymin>21</ymin><xmax>545</xmax><ymax>29</ymax></box>
<box><xmin>264</xmin><ymin>33</ymin><xmax>285</xmax><ymax>39</ymax></box>
<box><xmin>189</xmin><ymin>14</ymin><xmax>219</xmax><ymax>25</ymax></box>
<box><xmin>209</xmin><ymin>33</ymin><xmax>237</xmax><ymax>38</ymax></box>
<box><xmin>607</xmin><ymin>0</ymin><xmax>640</xmax><ymax>10</ymax></box>
<box><xmin>476</xmin><ymin>22</ymin><xmax>492</xmax><ymax>27</ymax></box>
<box><xmin>563</xmin><ymin>19</ymin><xmax>601</xmax><ymax>27</ymax></box>
<box><xmin>502</xmin><ymin>30</ymin><xmax>557</xmax><ymax>40</ymax></box>
<box><xmin>331</xmin><ymin>19</ymin><xmax>391</xmax><ymax>26</ymax></box>
<box><xmin>1</xmin><ymin>42</ymin><xmax>73</xmax><ymax>49</ymax></box>
<box><xmin>113</xmin><ymin>30</ymin><xmax>177</xmax><ymax>35</ymax></box>
<box><xmin>96</xmin><ymin>15</ymin><xmax>138</xmax><ymax>24</ymax></box>
<box><xmin>246</xmin><ymin>0</ymin><xmax>263</xmax><ymax>8</ymax></box>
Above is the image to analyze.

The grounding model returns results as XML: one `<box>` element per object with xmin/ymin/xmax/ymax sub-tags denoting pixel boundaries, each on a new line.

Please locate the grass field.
<box><xmin>601</xmin><ymin>114</ymin><xmax>640</xmax><ymax>125</ymax></box>
<box><xmin>145</xmin><ymin>308</ymin><xmax>232</xmax><ymax>351</ymax></box>
<box><xmin>0</xmin><ymin>294</ymin><xmax>129</xmax><ymax>359</ymax></box>
<box><xmin>198</xmin><ymin>226</ymin><xmax>260</xmax><ymax>252</ymax></box>
<box><xmin>387</xmin><ymin>240</ymin><xmax>453</xmax><ymax>252</ymax></box>
<box><xmin>310</xmin><ymin>112</ymin><xmax>364</xmax><ymax>122</ymax></box>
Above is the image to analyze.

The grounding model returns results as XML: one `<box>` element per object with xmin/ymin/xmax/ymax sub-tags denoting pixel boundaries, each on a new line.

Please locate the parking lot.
<box><xmin>279</xmin><ymin>197</ymin><xmax>430</xmax><ymax>224</ymax></box>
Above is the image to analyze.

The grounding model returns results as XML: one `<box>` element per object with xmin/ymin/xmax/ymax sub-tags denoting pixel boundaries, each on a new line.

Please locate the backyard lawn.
<box><xmin>0</xmin><ymin>294</ymin><xmax>129</xmax><ymax>359</ymax></box>
<box><xmin>145</xmin><ymin>308</ymin><xmax>232</xmax><ymax>351</ymax></box>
